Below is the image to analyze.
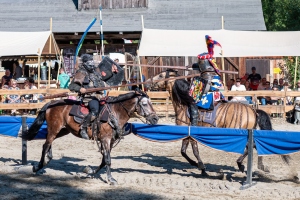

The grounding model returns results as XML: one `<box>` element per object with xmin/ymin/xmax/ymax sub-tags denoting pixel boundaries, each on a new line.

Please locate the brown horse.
<box><xmin>147</xmin><ymin>70</ymin><xmax>290</xmax><ymax>175</ymax></box>
<box><xmin>22</xmin><ymin>89</ymin><xmax>159</xmax><ymax>185</ymax></box>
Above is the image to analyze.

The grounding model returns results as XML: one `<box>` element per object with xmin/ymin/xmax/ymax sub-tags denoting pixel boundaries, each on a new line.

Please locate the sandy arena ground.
<box><xmin>0</xmin><ymin>115</ymin><xmax>300</xmax><ymax>200</ymax></box>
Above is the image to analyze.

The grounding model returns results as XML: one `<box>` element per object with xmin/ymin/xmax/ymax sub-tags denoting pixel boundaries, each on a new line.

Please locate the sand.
<box><xmin>0</xmin><ymin>116</ymin><xmax>300</xmax><ymax>200</ymax></box>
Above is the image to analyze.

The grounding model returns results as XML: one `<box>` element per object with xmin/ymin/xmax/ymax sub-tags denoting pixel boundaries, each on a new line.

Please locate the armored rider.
<box><xmin>69</xmin><ymin>54</ymin><xmax>118</xmax><ymax>139</ymax></box>
<box><xmin>188</xmin><ymin>35</ymin><xmax>223</xmax><ymax>126</ymax></box>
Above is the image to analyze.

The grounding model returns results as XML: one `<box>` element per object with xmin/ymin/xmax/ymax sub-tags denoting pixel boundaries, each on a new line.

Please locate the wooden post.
<box><xmin>37</xmin><ymin>48</ymin><xmax>41</xmax><ymax>89</ymax></box>
<box><xmin>136</xmin><ymin>50</ymin><xmax>144</xmax><ymax>91</ymax></box>
<box><xmin>48</xmin><ymin>18</ymin><xmax>53</xmax><ymax>88</ymax></box>
<box><xmin>221</xmin><ymin>16</ymin><xmax>226</xmax><ymax>87</ymax></box>
<box><xmin>21</xmin><ymin>116</ymin><xmax>27</xmax><ymax>165</ymax></box>
<box><xmin>294</xmin><ymin>57</ymin><xmax>298</xmax><ymax>89</ymax></box>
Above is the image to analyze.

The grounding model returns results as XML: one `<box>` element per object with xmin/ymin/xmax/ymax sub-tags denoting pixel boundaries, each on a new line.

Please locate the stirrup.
<box><xmin>80</xmin><ymin>128</ymin><xmax>89</xmax><ymax>140</ymax></box>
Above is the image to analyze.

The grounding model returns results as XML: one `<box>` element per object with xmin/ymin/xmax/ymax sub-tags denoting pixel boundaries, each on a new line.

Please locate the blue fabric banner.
<box><xmin>128</xmin><ymin>123</ymin><xmax>248</xmax><ymax>154</ymax></box>
<box><xmin>127</xmin><ymin>123</ymin><xmax>189</xmax><ymax>142</ymax></box>
<box><xmin>254</xmin><ymin>129</ymin><xmax>300</xmax><ymax>155</ymax></box>
<box><xmin>190</xmin><ymin>126</ymin><xmax>248</xmax><ymax>154</ymax></box>
<box><xmin>0</xmin><ymin>116</ymin><xmax>22</xmax><ymax>137</ymax></box>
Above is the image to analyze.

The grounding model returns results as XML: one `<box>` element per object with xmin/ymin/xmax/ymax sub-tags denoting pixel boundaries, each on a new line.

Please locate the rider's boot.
<box><xmin>188</xmin><ymin>104</ymin><xmax>199</xmax><ymax>126</ymax></box>
<box><xmin>80</xmin><ymin>112</ymin><xmax>96</xmax><ymax>139</ymax></box>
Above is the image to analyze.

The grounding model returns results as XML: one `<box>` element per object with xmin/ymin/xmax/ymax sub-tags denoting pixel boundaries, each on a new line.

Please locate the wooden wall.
<box><xmin>78</xmin><ymin>0</ymin><xmax>148</xmax><ymax>10</ymax></box>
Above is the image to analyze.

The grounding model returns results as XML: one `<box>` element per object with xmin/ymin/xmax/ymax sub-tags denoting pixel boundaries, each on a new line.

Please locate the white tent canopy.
<box><xmin>138</xmin><ymin>29</ymin><xmax>300</xmax><ymax>57</ymax></box>
<box><xmin>0</xmin><ymin>31</ymin><xmax>55</xmax><ymax>57</ymax></box>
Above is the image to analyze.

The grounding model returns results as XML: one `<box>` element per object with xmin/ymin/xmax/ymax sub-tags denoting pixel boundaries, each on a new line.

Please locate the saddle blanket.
<box><xmin>196</xmin><ymin>91</ymin><xmax>224</xmax><ymax>110</ymax></box>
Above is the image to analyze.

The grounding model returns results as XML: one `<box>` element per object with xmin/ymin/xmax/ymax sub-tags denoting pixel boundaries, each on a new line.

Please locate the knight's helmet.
<box><xmin>81</xmin><ymin>54</ymin><xmax>95</xmax><ymax>73</ymax></box>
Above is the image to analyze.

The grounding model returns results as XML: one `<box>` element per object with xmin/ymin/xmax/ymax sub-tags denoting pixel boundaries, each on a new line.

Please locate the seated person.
<box><xmin>230</xmin><ymin>78</ymin><xmax>248</xmax><ymax>103</ymax></box>
<box><xmin>266</xmin><ymin>85</ymin><xmax>280</xmax><ymax>105</ymax></box>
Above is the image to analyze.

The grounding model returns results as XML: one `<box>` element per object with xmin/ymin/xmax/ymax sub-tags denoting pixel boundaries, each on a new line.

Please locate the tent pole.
<box><xmin>294</xmin><ymin>57</ymin><xmax>298</xmax><ymax>89</ymax></box>
<box><xmin>37</xmin><ymin>48</ymin><xmax>41</xmax><ymax>89</ymax></box>
<box><xmin>221</xmin><ymin>16</ymin><xmax>226</xmax><ymax>89</ymax></box>
<box><xmin>56</xmin><ymin>49</ymin><xmax>64</xmax><ymax>87</ymax></box>
<box><xmin>48</xmin><ymin>18</ymin><xmax>53</xmax><ymax>88</ymax></box>
<box><xmin>99</xmin><ymin>5</ymin><xmax>104</xmax><ymax>57</ymax></box>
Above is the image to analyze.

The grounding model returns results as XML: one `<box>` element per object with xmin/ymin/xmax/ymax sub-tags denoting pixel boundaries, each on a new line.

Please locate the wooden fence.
<box><xmin>0</xmin><ymin>89</ymin><xmax>299</xmax><ymax>117</ymax></box>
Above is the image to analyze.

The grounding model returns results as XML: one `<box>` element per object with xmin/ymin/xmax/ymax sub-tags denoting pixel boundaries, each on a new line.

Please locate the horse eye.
<box><xmin>159</xmin><ymin>74</ymin><xmax>163</xmax><ymax>78</ymax></box>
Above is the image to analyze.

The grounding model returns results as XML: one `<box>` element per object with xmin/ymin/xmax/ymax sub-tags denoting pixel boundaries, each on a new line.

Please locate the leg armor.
<box><xmin>188</xmin><ymin>104</ymin><xmax>199</xmax><ymax>126</ymax></box>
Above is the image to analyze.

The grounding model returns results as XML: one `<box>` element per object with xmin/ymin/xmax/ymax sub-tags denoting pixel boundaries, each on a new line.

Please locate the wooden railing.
<box><xmin>0</xmin><ymin>89</ymin><xmax>299</xmax><ymax>117</ymax></box>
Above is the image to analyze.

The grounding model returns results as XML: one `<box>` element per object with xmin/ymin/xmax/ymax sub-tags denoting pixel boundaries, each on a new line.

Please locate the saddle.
<box><xmin>187</xmin><ymin>102</ymin><xmax>222</xmax><ymax>127</ymax></box>
<box><xmin>69</xmin><ymin>102</ymin><xmax>109</xmax><ymax>124</ymax></box>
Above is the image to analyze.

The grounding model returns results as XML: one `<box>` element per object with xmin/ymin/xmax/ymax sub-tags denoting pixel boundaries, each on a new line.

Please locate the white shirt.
<box><xmin>231</xmin><ymin>84</ymin><xmax>247</xmax><ymax>101</ymax></box>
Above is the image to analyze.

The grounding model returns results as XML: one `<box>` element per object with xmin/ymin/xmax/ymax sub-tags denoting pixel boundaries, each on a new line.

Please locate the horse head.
<box><xmin>133</xmin><ymin>88</ymin><xmax>159</xmax><ymax>125</ymax></box>
<box><xmin>146</xmin><ymin>69</ymin><xmax>178</xmax><ymax>91</ymax></box>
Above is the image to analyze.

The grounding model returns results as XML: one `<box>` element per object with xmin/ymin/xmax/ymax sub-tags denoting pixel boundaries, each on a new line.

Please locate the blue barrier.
<box><xmin>1</xmin><ymin>116</ymin><xmax>300</xmax><ymax>155</ymax></box>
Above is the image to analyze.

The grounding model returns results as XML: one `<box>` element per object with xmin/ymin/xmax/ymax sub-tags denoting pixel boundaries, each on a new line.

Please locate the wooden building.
<box><xmin>0</xmin><ymin>0</ymin><xmax>268</xmax><ymax>80</ymax></box>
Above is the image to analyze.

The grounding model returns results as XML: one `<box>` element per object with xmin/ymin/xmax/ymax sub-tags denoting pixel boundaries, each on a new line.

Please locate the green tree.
<box><xmin>262</xmin><ymin>0</ymin><xmax>300</xmax><ymax>31</ymax></box>
<box><xmin>262</xmin><ymin>0</ymin><xmax>300</xmax><ymax>87</ymax></box>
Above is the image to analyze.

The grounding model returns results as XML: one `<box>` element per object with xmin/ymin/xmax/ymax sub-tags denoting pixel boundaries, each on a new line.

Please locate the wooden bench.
<box><xmin>107</xmin><ymin>90</ymin><xmax>171</xmax><ymax>119</ymax></box>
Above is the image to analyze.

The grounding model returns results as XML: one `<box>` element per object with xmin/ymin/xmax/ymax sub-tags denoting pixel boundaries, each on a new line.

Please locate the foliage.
<box><xmin>281</xmin><ymin>57</ymin><xmax>300</xmax><ymax>88</ymax></box>
<box><xmin>262</xmin><ymin>0</ymin><xmax>300</xmax><ymax>31</ymax></box>
<box><xmin>262</xmin><ymin>1</ymin><xmax>300</xmax><ymax>87</ymax></box>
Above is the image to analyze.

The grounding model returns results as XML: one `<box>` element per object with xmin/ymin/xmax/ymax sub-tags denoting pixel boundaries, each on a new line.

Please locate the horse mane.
<box><xmin>107</xmin><ymin>89</ymin><xmax>148</xmax><ymax>103</ymax></box>
<box><xmin>172</xmin><ymin>79</ymin><xmax>194</xmax><ymax>106</ymax></box>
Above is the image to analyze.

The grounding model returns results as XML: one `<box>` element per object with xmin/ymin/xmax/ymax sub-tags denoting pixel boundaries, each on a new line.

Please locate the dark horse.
<box><xmin>147</xmin><ymin>70</ymin><xmax>290</xmax><ymax>175</ymax></box>
<box><xmin>22</xmin><ymin>89</ymin><xmax>159</xmax><ymax>185</ymax></box>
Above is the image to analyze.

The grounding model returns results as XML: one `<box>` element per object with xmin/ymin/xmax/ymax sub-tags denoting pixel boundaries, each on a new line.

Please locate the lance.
<box><xmin>118</xmin><ymin>63</ymin><xmax>238</xmax><ymax>74</ymax></box>
<box><xmin>40</xmin><ymin>73</ymin><xmax>203</xmax><ymax>100</ymax></box>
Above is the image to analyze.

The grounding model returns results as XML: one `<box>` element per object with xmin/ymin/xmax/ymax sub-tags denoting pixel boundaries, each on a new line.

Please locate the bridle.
<box><xmin>119</xmin><ymin>94</ymin><xmax>155</xmax><ymax>124</ymax></box>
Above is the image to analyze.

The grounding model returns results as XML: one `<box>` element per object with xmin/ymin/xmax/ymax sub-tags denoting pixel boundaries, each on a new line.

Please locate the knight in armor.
<box><xmin>188</xmin><ymin>35</ymin><xmax>223</xmax><ymax>126</ymax></box>
<box><xmin>69</xmin><ymin>54</ymin><xmax>108</xmax><ymax>139</ymax></box>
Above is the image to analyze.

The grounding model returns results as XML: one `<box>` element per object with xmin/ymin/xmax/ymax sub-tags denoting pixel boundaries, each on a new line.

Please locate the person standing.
<box><xmin>247</xmin><ymin>66</ymin><xmax>261</xmax><ymax>90</ymax></box>
<box><xmin>13</xmin><ymin>61</ymin><xmax>23</xmax><ymax>80</ymax></box>
<box><xmin>57</xmin><ymin>68</ymin><xmax>70</xmax><ymax>89</ymax></box>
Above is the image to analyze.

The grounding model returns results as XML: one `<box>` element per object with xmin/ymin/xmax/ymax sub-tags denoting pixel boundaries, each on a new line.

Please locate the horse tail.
<box><xmin>256</xmin><ymin>109</ymin><xmax>273</xmax><ymax>130</ymax></box>
<box><xmin>256</xmin><ymin>109</ymin><xmax>291</xmax><ymax>165</ymax></box>
<box><xmin>22</xmin><ymin>102</ymin><xmax>51</xmax><ymax>141</ymax></box>
<box><xmin>172</xmin><ymin>79</ymin><xmax>194</xmax><ymax>106</ymax></box>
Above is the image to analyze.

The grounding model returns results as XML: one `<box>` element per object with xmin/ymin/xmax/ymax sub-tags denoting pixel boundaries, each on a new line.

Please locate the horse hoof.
<box><xmin>239</xmin><ymin>165</ymin><xmax>245</xmax><ymax>173</ymax></box>
<box><xmin>201</xmin><ymin>170</ymin><xmax>209</xmax><ymax>176</ymax></box>
<box><xmin>32</xmin><ymin>165</ymin><xmax>39</xmax><ymax>173</ymax></box>
<box><xmin>107</xmin><ymin>177</ymin><xmax>118</xmax><ymax>186</ymax></box>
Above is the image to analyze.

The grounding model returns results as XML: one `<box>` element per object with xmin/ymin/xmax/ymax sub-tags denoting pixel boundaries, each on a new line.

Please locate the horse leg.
<box><xmin>236</xmin><ymin>145</ymin><xmax>248</xmax><ymax>173</ymax></box>
<box><xmin>33</xmin><ymin>141</ymin><xmax>53</xmax><ymax>172</ymax></box>
<box><xmin>181</xmin><ymin>138</ymin><xmax>198</xmax><ymax>167</ymax></box>
<box><xmin>190</xmin><ymin>139</ymin><xmax>207</xmax><ymax>175</ymax></box>
<box><xmin>102</xmin><ymin>139</ymin><xmax>117</xmax><ymax>185</ymax></box>
<box><xmin>257</xmin><ymin>156</ymin><xmax>270</xmax><ymax>173</ymax></box>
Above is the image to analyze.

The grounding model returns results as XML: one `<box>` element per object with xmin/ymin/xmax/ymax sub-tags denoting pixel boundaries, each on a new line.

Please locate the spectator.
<box><xmin>266</xmin><ymin>85</ymin><xmax>280</xmax><ymax>105</ymax></box>
<box><xmin>272</xmin><ymin>79</ymin><xmax>279</xmax><ymax>88</ymax></box>
<box><xmin>247</xmin><ymin>66</ymin><xmax>261</xmax><ymax>90</ymax></box>
<box><xmin>7</xmin><ymin>79</ymin><xmax>20</xmax><ymax>115</ymax></box>
<box><xmin>278</xmin><ymin>78</ymin><xmax>284</xmax><ymax>90</ymax></box>
<box><xmin>0</xmin><ymin>85</ymin><xmax>9</xmax><ymax>115</ymax></box>
<box><xmin>230</xmin><ymin>78</ymin><xmax>247</xmax><ymax>103</ymax></box>
<box><xmin>226</xmin><ymin>78</ymin><xmax>235</xmax><ymax>90</ymax></box>
<box><xmin>241</xmin><ymin>73</ymin><xmax>249</xmax><ymax>82</ymax></box>
<box><xmin>294</xmin><ymin>80</ymin><xmax>300</xmax><ymax>102</ymax></box>
<box><xmin>244</xmin><ymin>81</ymin><xmax>253</xmax><ymax>104</ymax></box>
<box><xmin>258</xmin><ymin>78</ymin><xmax>270</xmax><ymax>105</ymax></box>
<box><xmin>52</xmin><ymin>62</ymin><xmax>59</xmax><ymax>80</ymax></box>
<box><xmin>57</xmin><ymin>68</ymin><xmax>70</xmax><ymax>89</ymax></box>
<box><xmin>21</xmin><ymin>83</ymin><xmax>32</xmax><ymax>114</ymax></box>
<box><xmin>119</xmin><ymin>80</ymin><xmax>129</xmax><ymax>91</ymax></box>
<box><xmin>257</xmin><ymin>77</ymin><xmax>268</xmax><ymax>90</ymax></box>
<box><xmin>1</xmin><ymin>69</ymin><xmax>13</xmax><ymax>86</ymax></box>
<box><xmin>13</xmin><ymin>61</ymin><xmax>23</xmax><ymax>80</ymax></box>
